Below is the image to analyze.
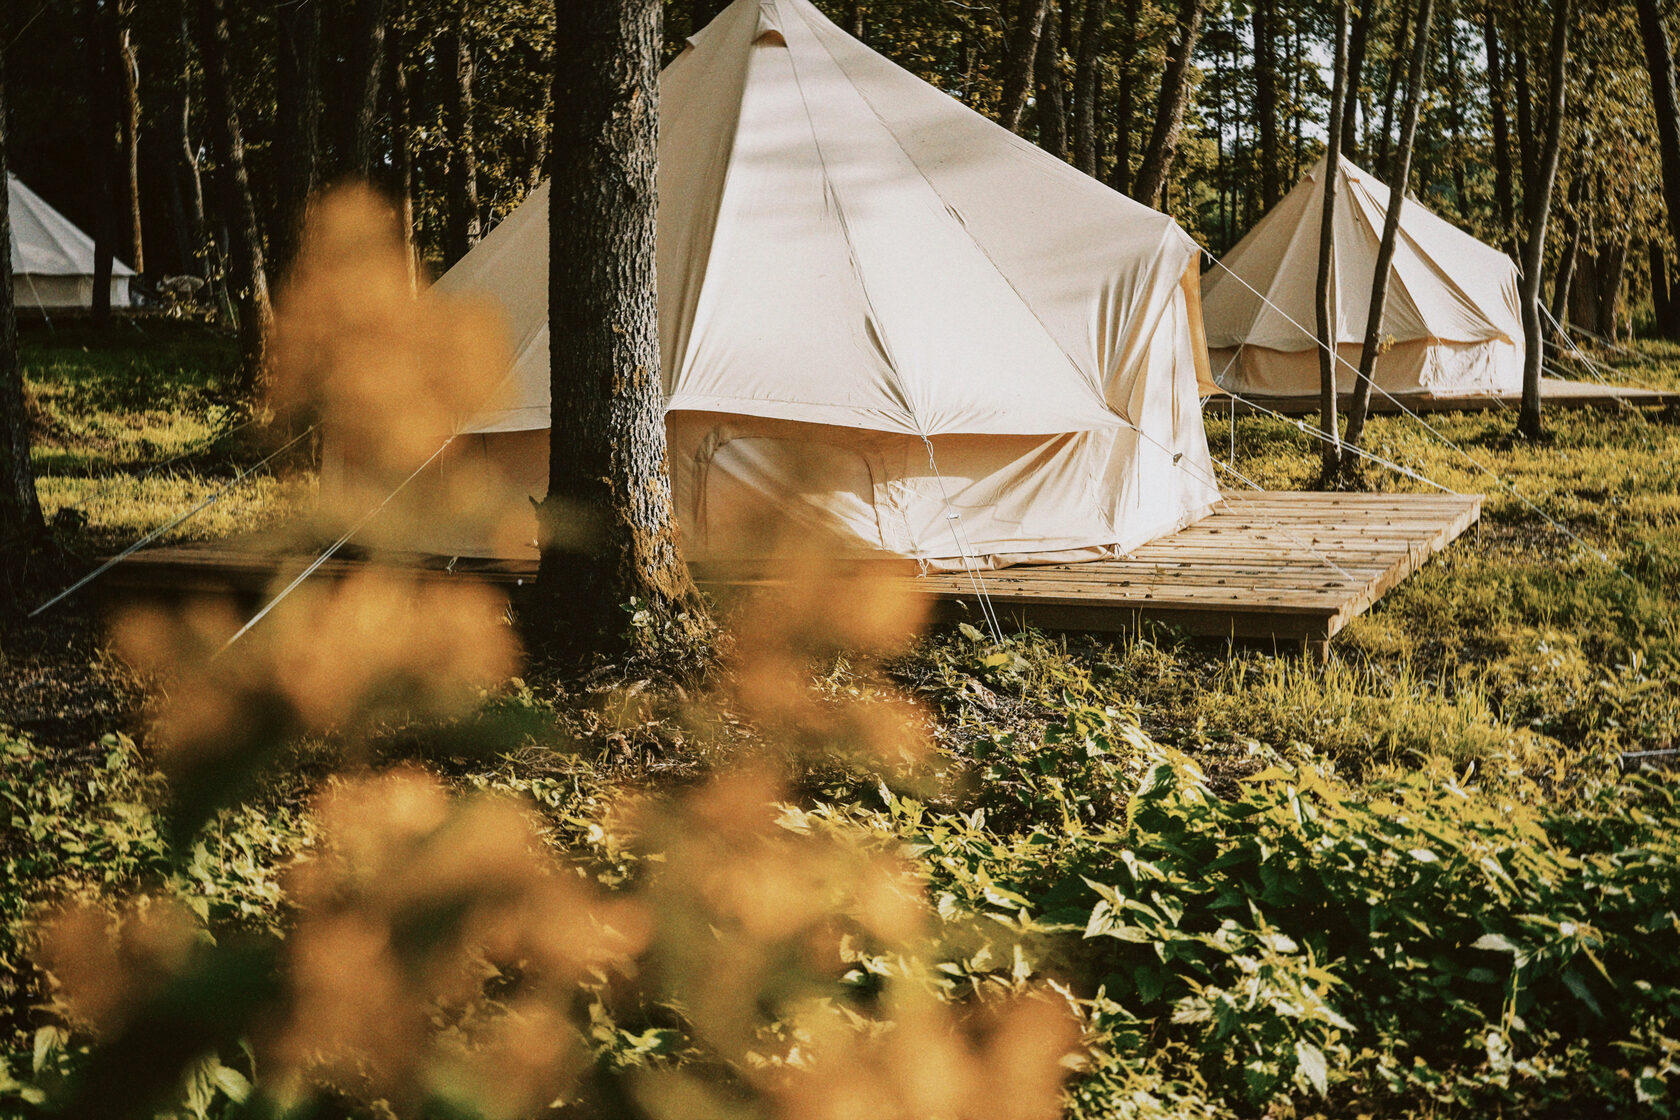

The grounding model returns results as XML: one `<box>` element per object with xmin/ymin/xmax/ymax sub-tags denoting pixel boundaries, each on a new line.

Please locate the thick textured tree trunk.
<box><xmin>199</xmin><ymin>0</ymin><xmax>274</xmax><ymax>397</ymax></box>
<box><xmin>339</xmin><ymin>0</ymin><xmax>387</xmax><ymax>179</ymax></box>
<box><xmin>1073</xmin><ymin>0</ymin><xmax>1108</xmax><ymax>175</ymax></box>
<box><xmin>84</xmin><ymin>0</ymin><xmax>117</xmax><ymax>323</ymax></box>
<box><xmin>275</xmin><ymin>0</ymin><xmax>321</xmax><ymax>278</ymax></box>
<box><xmin>998</xmin><ymin>0</ymin><xmax>1051</xmax><ymax>133</ymax></box>
<box><xmin>1635</xmin><ymin>0</ymin><xmax>1680</xmax><ymax>310</ymax></box>
<box><xmin>0</xmin><ymin>46</ymin><xmax>46</xmax><ymax>608</ymax></box>
<box><xmin>531</xmin><ymin>0</ymin><xmax>706</xmax><ymax>664</ymax></box>
<box><xmin>1253</xmin><ymin>0</ymin><xmax>1281</xmax><ymax>208</ymax></box>
<box><xmin>1132</xmin><ymin>0</ymin><xmax>1205</xmax><ymax>206</ymax></box>
<box><xmin>1374</xmin><ymin>0</ymin><xmax>1411</xmax><ymax>174</ymax></box>
<box><xmin>443</xmin><ymin>2</ymin><xmax>480</xmax><ymax>267</ymax></box>
<box><xmin>1517</xmin><ymin>0</ymin><xmax>1572</xmax><ymax>439</ymax></box>
<box><xmin>1341</xmin><ymin>0</ymin><xmax>1371</xmax><ymax>158</ymax></box>
<box><xmin>1344</xmin><ymin>0</ymin><xmax>1434</xmax><ymax>454</ymax></box>
<box><xmin>1034</xmin><ymin>0</ymin><xmax>1067</xmax><ymax>158</ymax></box>
<box><xmin>1317</xmin><ymin>0</ymin><xmax>1350</xmax><ymax>482</ymax></box>
<box><xmin>1483</xmin><ymin>8</ymin><xmax>1516</xmax><ymax>254</ymax></box>
<box><xmin>116</xmin><ymin>0</ymin><xmax>144</xmax><ymax>274</ymax></box>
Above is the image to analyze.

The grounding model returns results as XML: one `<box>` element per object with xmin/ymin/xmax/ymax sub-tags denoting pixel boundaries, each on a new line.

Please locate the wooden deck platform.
<box><xmin>103</xmin><ymin>491</ymin><xmax>1482</xmax><ymax>658</ymax></box>
<box><xmin>1207</xmin><ymin>377</ymin><xmax>1680</xmax><ymax>417</ymax></box>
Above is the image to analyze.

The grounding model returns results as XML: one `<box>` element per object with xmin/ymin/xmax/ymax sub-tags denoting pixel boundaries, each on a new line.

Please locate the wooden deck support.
<box><xmin>104</xmin><ymin>491</ymin><xmax>1482</xmax><ymax>658</ymax></box>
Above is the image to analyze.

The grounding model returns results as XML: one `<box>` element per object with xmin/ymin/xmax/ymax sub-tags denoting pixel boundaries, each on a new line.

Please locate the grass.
<box><xmin>21</xmin><ymin>319</ymin><xmax>314</xmax><ymax>554</ymax></box>
<box><xmin>2</xmin><ymin>318</ymin><xmax>1678</xmax><ymax>1118</ymax></box>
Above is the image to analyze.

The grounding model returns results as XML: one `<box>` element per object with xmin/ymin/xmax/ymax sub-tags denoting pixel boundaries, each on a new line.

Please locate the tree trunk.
<box><xmin>1516</xmin><ymin>0</ymin><xmax>1572</xmax><ymax>440</ymax></box>
<box><xmin>999</xmin><ymin>0</ymin><xmax>1051</xmax><ymax>133</ymax></box>
<box><xmin>116</xmin><ymin>0</ymin><xmax>144</xmax><ymax>275</ymax></box>
<box><xmin>1342</xmin><ymin>0</ymin><xmax>1371</xmax><ymax>158</ymax></box>
<box><xmin>1343</xmin><ymin>0</ymin><xmax>1434</xmax><ymax>453</ymax></box>
<box><xmin>1549</xmin><ymin>169</ymin><xmax>1586</xmax><ymax>324</ymax></box>
<box><xmin>84</xmin><ymin>0</ymin><xmax>117</xmax><ymax>324</ymax></box>
<box><xmin>531</xmin><ymin>0</ymin><xmax>706</xmax><ymax>664</ymax></box>
<box><xmin>385</xmin><ymin>6</ymin><xmax>416</xmax><ymax>291</ymax></box>
<box><xmin>1374</xmin><ymin>0</ymin><xmax>1412</xmax><ymax>174</ymax></box>
<box><xmin>845</xmin><ymin>0</ymin><xmax>865</xmax><ymax>40</ymax></box>
<box><xmin>443</xmin><ymin>1</ymin><xmax>480</xmax><ymax>267</ymax></box>
<box><xmin>199</xmin><ymin>0</ymin><xmax>274</xmax><ymax>397</ymax></box>
<box><xmin>338</xmin><ymin>0</ymin><xmax>387</xmax><ymax>179</ymax></box>
<box><xmin>0</xmin><ymin>43</ymin><xmax>46</xmax><ymax>608</ymax></box>
<box><xmin>1253</xmin><ymin>0</ymin><xmax>1281</xmax><ymax>208</ymax></box>
<box><xmin>1108</xmin><ymin>0</ymin><xmax>1141</xmax><ymax>187</ymax></box>
<box><xmin>274</xmin><ymin>0</ymin><xmax>321</xmax><ymax>279</ymax></box>
<box><xmin>1635</xmin><ymin>0</ymin><xmax>1680</xmax><ymax>312</ymax></box>
<box><xmin>1483</xmin><ymin>7</ymin><xmax>1516</xmax><ymax>255</ymax></box>
<box><xmin>1649</xmin><ymin>240</ymin><xmax>1680</xmax><ymax>339</ymax></box>
<box><xmin>1317</xmin><ymin>0</ymin><xmax>1350</xmax><ymax>482</ymax></box>
<box><xmin>1034</xmin><ymin>0</ymin><xmax>1067</xmax><ymax>158</ymax></box>
<box><xmin>171</xmin><ymin>4</ymin><xmax>211</xmax><ymax>283</ymax></box>
<box><xmin>1445</xmin><ymin>16</ymin><xmax>1467</xmax><ymax>218</ymax></box>
<box><xmin>1073</xmin><ymin>0</ymin><xmax>1109</xmax><ymax>175</ymax></box>
<box><xmin>1514</xmin><ymin>45</ymin><xmax>1535</xmax><ymax>202</ymax></box>
<box><xmin>1132</xmin><ymin>0</ymin><xmax>1205</xmax><ymax>206</ymax></box>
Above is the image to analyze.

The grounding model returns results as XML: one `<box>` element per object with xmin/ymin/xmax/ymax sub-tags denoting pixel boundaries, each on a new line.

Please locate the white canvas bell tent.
<box><xmin>1202</xmin><ymin>156</ymin><xmax>1523</xmax><ymax>399</ymax></box>
<box><xmin>363</xmin><ymin>0</ymin><xmax>1221</xmax><ymax>570</ymax></box>
<box><xmin>8</xmin><ymin>174</ymin><xmax>135</xmax><ymax>311</ymax></box>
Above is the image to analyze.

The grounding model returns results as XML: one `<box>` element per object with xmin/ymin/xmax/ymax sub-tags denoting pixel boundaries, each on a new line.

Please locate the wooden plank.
<box><xmin>103</xmin><ymin>492</ymin><xmax>1484</xmax><ymax>654</ymax></box>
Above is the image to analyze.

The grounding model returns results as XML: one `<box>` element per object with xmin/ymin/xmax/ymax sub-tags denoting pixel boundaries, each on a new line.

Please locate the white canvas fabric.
<box><xmin>1202</xmin><ymin>156</ymin><xmax>1523</xmax><ymax>398</ymax></box>
<box><xmin>375</xmin><ymin>0</ymin><xmax>1220</xmax><ymax>569</ymax></box>
<box><xmin>8</xmin><ymin>174</ymin><xmax>134</xmax><ymax>310</ymax></box>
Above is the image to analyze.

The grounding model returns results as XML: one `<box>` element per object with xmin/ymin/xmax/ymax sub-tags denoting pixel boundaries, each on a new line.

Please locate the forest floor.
<box><xmin>3</xmin><ymin>317</ymin><xmax>1678</xmax><ymax>1118</ymax></box>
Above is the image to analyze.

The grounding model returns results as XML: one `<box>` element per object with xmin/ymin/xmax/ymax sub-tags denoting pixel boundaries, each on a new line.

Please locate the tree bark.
<box><xmin>1343</xmin><ymin>0</ymin><xmax>1434</xmax><ymax>454</ymax></box>
<box><xmin>1373</xmin><ymin>0</ymin><xmax>1412</xmax><ymax>174</ymax></box>
<box><xmin>1073</xmin><ymin>0</ymin><xmax>1109</xmax><ymax>175</ymax></box>
<box><xmin>0</xmin><ymin>43</ymin><xmax>46</xmax><ymax>607</ymax></box>
<box><xmin>199</xmin><ymin>0</ymin><xmax>274</xmax><ymax>397</ymax></box>
<box><xmin>1132</xmin><ymin>0</ymin><xmax>1205</xmax><ymax>206</ymax></box>
<box><xmin>84</xmin><ymin>0</ymin><xmax>118</xmax><ymax>324</ymax></box>
<box><xmin>385</xmin><ymin>5</ymin><xmax>416</xmax><ymax>291</ymax></box>
<box><xmin>532</xmin><ymin>0</ymin><xmax>706</xmax><ymax>664</ymax></box>
<box><xmin>1514</xmin><ymin>44</ymin><xmax>1535</xmax><ymax>202</ymax></box>
<box><xmin>1109</xmin><ymin>0</ymin><xmax>1142</xmax><ymax>188</ymax></box>
<box><xmin>1635</xmin><ymin>0</ymin><xmax>1680</xmax><ymax>319</ymax></box>
<box><xmin>116</xmin><ymin>0</ymin><xmax>144</xmax><ymax>275</ymax></box>
<box><xmin>1317</xmin><ymin>0</ymin><xmax>1350</xmax><ymax>482</ymax></box>
<box><xmin>274</xmin><ymin>0</ymin><xmax>321</xmax><ymax>279</ymax></box>
<box><xmin>1034</xmin><ymin>0</ymin><xmax>1067</xmax><ymax>158</ymax></box>
<box><xmin>1341</xmin><ymin>0</ymin><xmax>1371</xmax><ymax>158</ymax></box>
<box><xmin>1649</xmin><ymin>240</ymin><xmax>1680</xmax><ymax>339</ymax></box>
<box><xmin>443</xmin><ymin>1</ymin><xmax>480</xmax><ymax>267</ymax></box>
<box><xmin>1483</xmin><ymin>7</ymin><xmax>1516</xmax><ymax>255</ymax></box>
<box><xmin>845</xmin><ymin>0</ymin><xmax>865</xmax><ymax>40</ymax></box>
<box><xmin>1549</xmin><ymin>169</ymin><xmax>1586</xmax><ymax>323</ymax></box>
<box><xmin>999</xmin><ymin>0</ymin><xmax>1051</xmax><ymax>133</ymax></box>
<box><xmin>338</xmin><ymin>0</ymin><xmax>387</xmax><ymax>179</ymax></box>
<box><xmin>1253</xmin><ymin>0</ymin><xmax>1281</xmax><ymax>208</ymax></box>
<box><xmin>1516</xmin><ymin>0</ymin><xmax>1571</xmax><ymax>439</ymax></box>
<box><xmin>170</xmin><ymin>4</ymin><xmax>212</xmax><ymax>282</ymax></box>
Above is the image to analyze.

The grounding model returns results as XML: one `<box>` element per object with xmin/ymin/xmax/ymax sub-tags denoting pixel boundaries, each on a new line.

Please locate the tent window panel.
<box><xmin>700</xmin><ymin>436</ymin><xmax>887</xmax><ymax>556</ymax></box>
